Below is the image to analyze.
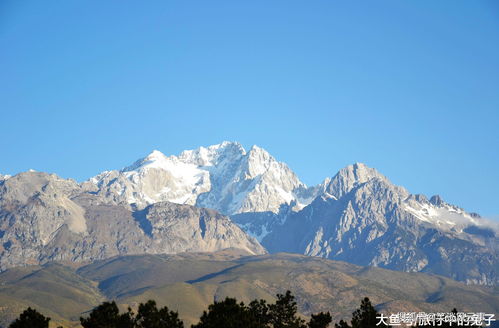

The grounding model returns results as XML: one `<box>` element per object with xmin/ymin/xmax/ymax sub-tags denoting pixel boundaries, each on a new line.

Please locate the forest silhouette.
<box><xmin>8</xmin><ymin>291</ymin><xmax>391</xmax><ymax>328</ymax></box>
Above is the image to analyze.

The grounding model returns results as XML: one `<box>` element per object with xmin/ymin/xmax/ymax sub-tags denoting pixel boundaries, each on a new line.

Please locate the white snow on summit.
<box><xmin>87</xmin><ymin>142</ymin><xmax>314</xmax><ymax>215</ymax></box>
<box><xmin>85</xmin><ymin>143</ymin><xmax>495</xmax><ymax>243</ymax></box>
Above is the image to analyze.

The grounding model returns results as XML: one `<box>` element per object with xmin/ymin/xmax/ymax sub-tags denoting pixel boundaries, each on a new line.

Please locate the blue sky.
<box><xmin>1</xmin><ymin>1</ymin><xmax>498</xmax><ymax>217</ymax></box>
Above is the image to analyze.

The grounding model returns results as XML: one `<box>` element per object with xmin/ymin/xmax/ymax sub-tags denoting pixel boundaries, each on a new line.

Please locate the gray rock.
<box><xmin>260</xmin><ymin>164</ymin><xmax>498</xmax><ymax>285</ymax></box>
<box><xmin>0</xmin><ymin>172</ymin><xmax>265</xmax><ymax>270</ymax></box>
<box><xmin>2</xmin><ymin>145</ymin><xmax>497</xmax><ymax>286</ymax></box>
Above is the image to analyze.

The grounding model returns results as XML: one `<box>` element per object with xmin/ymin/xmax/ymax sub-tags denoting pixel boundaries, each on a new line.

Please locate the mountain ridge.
<box><xmin>84</xmin><ymin>141</ymin><xmax>316</xmax><ymax>215</ymax></box>
<box><xmin>0</xmin><ymin>142</ymin><xmax>497</xmax><ymax>285</ymax></box>
<box><xmin>0</xmin><ymin>171</ymin><xmax>265</xmax><ymax>271</ymax></box>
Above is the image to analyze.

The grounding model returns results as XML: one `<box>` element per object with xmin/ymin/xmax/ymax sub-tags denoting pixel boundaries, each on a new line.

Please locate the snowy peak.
<box><xmin>125</xmin><ymin>142</ymin><xmax>246</xmax><ymax>172</ymax></box>
<box><xmin>402</xmin><ymin>193</ymin><xmax>490</xmax><ymax>233</ymax></box>
<box><xmin>87</xmin><ymin>146</ymin><xmax>495</xmax><ymax>241</ymax></box>
<box><xmin>194</xmin><ymin>143</ymin><xmax>310</xmax><ymax>214</ymax></box>
<box><xmin>123</xmin><ymin>149</ymin><xmax>169</xmax><ymax>172</ymax></box>
<box><xmin>4</xmin><ymin>145</ymin><xmax>497</xmax><ymax>285</ymax></box>
<box><xmin>246</xmin><ymin>145</ymin><xmax>275</xmax><ymax>177</ymax></box>
<box><xmin>178</xmin><ymin>141</ymin><xmax>246</xmax><ymax>167</ymax></box>
<box><xmin>147</xmin><ymin>149</ymin><xmax>166</xmax><ymax>160</ymax></box>
<box><xmin>87</xmin><ymin>142</ymin><xmax>311</xmax><ymax>215</ymax></box>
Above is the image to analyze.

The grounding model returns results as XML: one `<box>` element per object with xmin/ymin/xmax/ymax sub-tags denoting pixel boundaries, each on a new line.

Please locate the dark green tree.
<box><xmin>80</xmin><ymin>301</ymin><xmax>135</xmax><ymax>328</ymax></box>
<box><xmin>191</xmin><ymin>297</ymin><xmax>260</xmax><ymax>328</ymax></box>
<box><xmin>308</xmin><ymin>312</ymin><xmax>332</xmax><ymax>328</ymax></box>
<box><xmin>334</xmin><ymin>320</ymin><xmax>351</xmax><ymax>328</ymax></box>
<box><xmin>269</xmin><ymin>291</ymin><xmax>306</xmax><ymax>328</ymax></box>
<box><xmin>248</xmin><ymin>299</ymin><xmax>272</xmax><ymax>327</ymax></box>
<box><xmin>350</xmin><ymin>298</ymin><xmax>379</xmax><ymax>328</ymax></box>
<box><xmin>9</xmin><ymin>307</ymin><xmax>50</xmax><ymax>328</ymax></box>
<box><xmin>136</xmin><ymin>300</ymin><xmax>184</xmax><ymax>328</ymax></box>
<box><xmin>191</xmin><ymin>291</ymin><xmax>336</xmax><ymax>328</ymax></box>
<box><xmin>335</xmin><ymin>297</ymin><xmax>388</xmax><ymax>328</ymax></box>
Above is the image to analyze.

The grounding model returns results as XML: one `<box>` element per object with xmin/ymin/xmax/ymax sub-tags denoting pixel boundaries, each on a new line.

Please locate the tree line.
<box><xmin>8</xmin><ymin>291</ymin><xmax>389</xmax><ymax>328</ymax></box>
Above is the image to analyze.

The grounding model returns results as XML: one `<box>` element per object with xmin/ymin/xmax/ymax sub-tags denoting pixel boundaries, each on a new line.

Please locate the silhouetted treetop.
<box><xmin>8</xmin><ymin>307</ymin><xmax>50</xmax><ymax>328</ymax></box>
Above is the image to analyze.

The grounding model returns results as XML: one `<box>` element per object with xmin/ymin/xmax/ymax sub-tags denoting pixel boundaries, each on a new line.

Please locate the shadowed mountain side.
<box><xmin>0</xmin><ymin>251</ymin><xmax>496</xmax><ymax>327</ymax></box>
<box><xmin>77</xmin><ymin>253</ymin><xmax>238</xmax><ymax>299</ymax></box>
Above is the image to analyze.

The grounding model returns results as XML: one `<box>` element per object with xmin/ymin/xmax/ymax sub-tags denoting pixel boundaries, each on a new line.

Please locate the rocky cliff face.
<box><xmin>0</xmin><ymin>171</ymin><xmax>265</xmax><ymax>270</ymax></box>
<box><xmin>261</xmin><ymin>163</ymin><xmax>498</xmax><ymax>285</ymax></box>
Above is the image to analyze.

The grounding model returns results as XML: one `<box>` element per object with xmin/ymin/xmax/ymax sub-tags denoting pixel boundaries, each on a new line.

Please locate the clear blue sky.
<box><xmin>1</xmin><ymin>1</ymin><xmax>498</xmax><ymax>217</ymax></box>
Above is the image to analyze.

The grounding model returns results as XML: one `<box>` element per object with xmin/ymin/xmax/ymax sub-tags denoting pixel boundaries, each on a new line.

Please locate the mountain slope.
<box><xmin>0</xmin><ymin>252</ymin><xmax>497</xmax><ymax>327</ymax></box>
<box><xmin>0</xmin><ymin>263</ymin><xmax>104</xmax><ymax>327</ymax></box>
<box><xmin>262</xmin><ymin>163</ymin><xmax>498</xmax><ymax>285</ymax></box>
<box><xmin>0</xmin><ymin>172</ymin><xmax>264</xmax><ymax>270</ymax></box>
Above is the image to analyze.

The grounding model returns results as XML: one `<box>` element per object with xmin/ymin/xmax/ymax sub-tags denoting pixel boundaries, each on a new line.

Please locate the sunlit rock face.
<box><xmin>0</xmin><ymin>171</ymin><xmax>265</xmax><ymax>270</ymax></box>
<box><xmin>262</xmin><ymin>163</ymin><xmax>498</xmax><ymax>285</ymax></box>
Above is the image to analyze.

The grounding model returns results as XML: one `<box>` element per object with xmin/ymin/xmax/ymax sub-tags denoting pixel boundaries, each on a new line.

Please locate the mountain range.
<box><xmin>0</xmin><ymin>141</ymin><xmax>497</xmax><ymax>285</ymax></box>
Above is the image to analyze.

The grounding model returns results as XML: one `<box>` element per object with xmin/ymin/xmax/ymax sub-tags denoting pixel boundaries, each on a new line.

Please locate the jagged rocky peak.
<box><xmin>247</xmin><ymin>144</ymin><xmax>272</xmax><ymax>166</ymax></box>
<box><xmin>0</xmin><ymin>174</ymin><xmax>11</xmax><ymax>184</ymax></box>
<box><xmin>0</xmin><ymin>171</ymin><xmax>88</xmax><ymax>258</ymax></box>
<box><xmin>244</xmin><ymin>145</ymin><xmax>295</xmax><ymax>181</ymax></box>
<box><xmin>429</xmin><ymin>194</ymin><xmax>444</xmax><ymax>206</ymax></box>
<box><xmin>261</xmin><ymin>162</ymin><xmax>498</xmax><ymax>285</ymax></box>
<box><xmin>0</xmin><ymin>171</ymin><xmax>80</xmax><ymax>204</ymax></box>
<box><xmin>143</xmin><ymin>201</ymin><xmax>266</xmax><ymax>255</ymax></box>
<box><xmin>323</xmin><ymin>163</ymin><xmax>390</xmax><ymax>198</ymax></box>
<box><xmin>405</xmin><ymin>194</ymin><xmax>429</xmax><ymax>204</ymax></box>
<box><xmin>194</xmin><ymin>143</ymin><xmax>309</xmax><ymax>214</ymax></box>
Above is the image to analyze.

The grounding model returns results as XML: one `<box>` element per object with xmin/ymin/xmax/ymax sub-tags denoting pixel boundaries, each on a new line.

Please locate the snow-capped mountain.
<box><xmin>85</xmin><ymin>141</ymin><xmax>316</xmax><ymax>215</ymax></box>
<box><xmin>262</xmin><ymin>163</ymin><xmax>498</xmax><ymax>285</ymax></box>
<box><xmin>0</xmin><ymin>143</ymin><xmax>497</xmax><ymax>285</ymax></box>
